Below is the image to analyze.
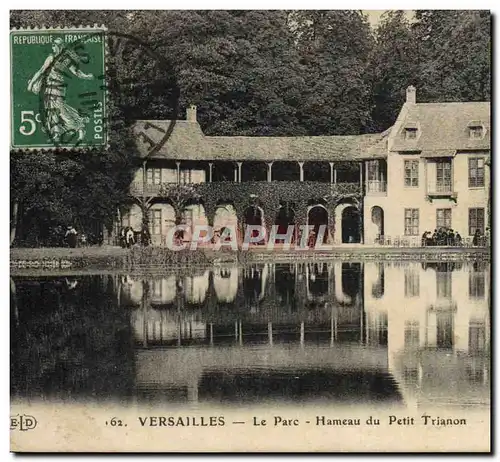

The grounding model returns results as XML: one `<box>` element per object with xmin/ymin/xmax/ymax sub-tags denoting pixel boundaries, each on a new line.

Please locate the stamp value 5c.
<box><xmin>10</xmin><ymin>27</ymin><xmax>107</xmax><ymax>150</ymax></box>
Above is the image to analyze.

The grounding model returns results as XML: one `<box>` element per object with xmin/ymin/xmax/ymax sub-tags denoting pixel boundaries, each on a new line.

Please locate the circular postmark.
<box><xmin>36</xmin><ymin>29</ymin><xmax>179</xmax><ymax>153</ymax></box>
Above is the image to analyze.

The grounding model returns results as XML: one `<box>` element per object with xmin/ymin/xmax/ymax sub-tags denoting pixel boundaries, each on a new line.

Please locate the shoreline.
<box><xmin>10</xmin><ymin>245</ymin><xmax>490</xmax><ymax>276</ymax></box>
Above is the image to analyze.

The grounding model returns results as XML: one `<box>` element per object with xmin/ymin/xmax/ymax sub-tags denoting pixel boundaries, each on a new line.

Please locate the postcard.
<box><xmin>10</xmin><ymin>9</ymin><xmax>491</xmax><ymax>453</ymax></box>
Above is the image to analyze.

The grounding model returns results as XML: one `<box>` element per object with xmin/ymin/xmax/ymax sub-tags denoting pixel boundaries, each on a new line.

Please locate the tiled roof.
<box><xmin>132</xmin><ymin>99</ymin><xmax>490</xmax><ymax>162</ymax></box>
<box><xmin>133</xmin><ymin>120</ymin><xmax>388</xmax><ymax>162</ymax></box>
<box><xmin>388</xmin><ymin>102</ymin><xmax>490</xmax><ymax>153</ymax></box>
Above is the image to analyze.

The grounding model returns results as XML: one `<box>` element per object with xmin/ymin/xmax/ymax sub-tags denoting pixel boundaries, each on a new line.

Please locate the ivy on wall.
<box><xmin>145</xmin><ymin>181</ymin><xmax>362</xmax><ymax>231</ymax></box>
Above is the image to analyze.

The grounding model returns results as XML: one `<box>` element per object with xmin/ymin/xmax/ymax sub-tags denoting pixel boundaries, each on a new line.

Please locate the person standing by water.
<box><xmin>65</xmin><ymin>226</ymin><xmax>78</xmax><ymax>248</ymax></box>
<box><xmin>126</xmin><ymin>227</ymin><xmax>135</xmax><ymax>248</ymax></box>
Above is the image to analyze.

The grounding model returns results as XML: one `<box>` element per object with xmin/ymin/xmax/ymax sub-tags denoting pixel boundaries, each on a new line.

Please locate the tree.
<box><xmin>369</xmin><ymin>11</ymin><xmax>420</xmax><ymax>130</ymax></box>
<box><xmin>122</xmin><ymin>10</ymin><xmax>306</xmax><ymax>135</ymax></box>
<box><xmin>290</xmin><ymin>10</ymin><xmax>376</xmax><ymax>135</ymax></box>
<box><xmin>158</xmin><ymin>183</ymin><xmax>201</xmax><ymax>225</ymax></box>
<box><xmin>412</xmin><ymin>10</ymin><xmax>490</xmax><ymax>102</ymax></box>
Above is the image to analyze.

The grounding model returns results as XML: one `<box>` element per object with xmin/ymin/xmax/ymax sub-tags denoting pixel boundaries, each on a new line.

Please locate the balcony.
<box><xmin>428</xmin><ymin>300</ymin><xmax>458</xmax><ymax>313</ymax></box>
<box><xmin>130</xmin><ymin>181</ymin><xmax>363</xmax><ymax>207</ymax></box>
<box><xmin>365</xmin><ymin>180</ymin><xmax>387</xmax><ymax>196</ymax></box>
<box><xmin>131</xmin><ymin>183</ymin><xmax>162</xmax><ymax>196</ymax></box>
<box><xmin>426</xmin><ymin>182</ymin><xmax>457</xmax><ymax>202</ymax></box>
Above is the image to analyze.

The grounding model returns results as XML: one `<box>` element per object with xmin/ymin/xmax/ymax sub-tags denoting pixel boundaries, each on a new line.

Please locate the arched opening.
<box><xmin>214</xmin><ymin>267</ymin><xmax>239</xmax><ymax>304</ymax></box>
<box><xmin>213</xmin><ymin>204</ymin><xmax>238</xmax><ymax>243</ymax></box>
<box><xmin>275</xmin><ymin>202</ymin><xmax>295</xmax><ymax>244</ymax></box>
<box><xmin>241</xmin><ymin>161</ymin><xmax>267</xmax><ymax>182</ymax></box>
<box><xmin>244</xmin><ymin>206</ymin><xmax>265</xmax><ymax>244</ymax></box>
<box><xmin>275</xmin><ymin>264</ymin><xmax>296</xmax><ymax>310</ymax></box>
<box><xmin>342</xmin><ymin>206</ymin><xmax>361</xmax><ymax>243</ymax></box>
<box><xmin>307</xmin><ymin>262</ymin><xmax>329</xmax><ymax>299</ymax></box>
<box><xmin>371</xmin><ymin>206</ymin><xmax>384</xmax><ymax>238</ymax></box>
<box><xmin>307</xmin><ymin>205</ymin><xmax>328</xmax><ymax>246</ymax></box>
<box><xmin>371</xmin><ymin>263</ymin><xmax>385</xmax><ymax>299</ymax></box>
<box><xmin>184</xmin><ymin>271</ymin><xmax>210</xmax><ymax>307</ymax></box>
<box><xmin>341</xmin><ymin>262</ymin><xmax>361</xmax><ymax>305</ymax></box>
<box><xmin>149</xmin><ymin>276</ymin><xmax>177</xmax><ymax>307</ymax></box>
<box><xmin>243</xmin><ymin>265</ymin><xmax>268</xmax><ymax>304</ymax></box>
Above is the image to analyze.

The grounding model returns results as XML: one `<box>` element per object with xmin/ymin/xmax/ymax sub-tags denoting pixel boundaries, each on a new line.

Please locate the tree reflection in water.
<box><xmin>11</xmin><ymin>261</ymin><xmax>490</xmax><ymax>407</ymax></box>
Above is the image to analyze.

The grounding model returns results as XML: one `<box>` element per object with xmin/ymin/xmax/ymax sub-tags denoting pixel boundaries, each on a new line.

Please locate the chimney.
<box><xmin>186</xmin><ymin>105</ymin><xmax>197</xmax><ymax>122</ymax></box>
<box><xmin>406</xmin><ymin>86</ymin><xmax>416</xmax><ymax>104</ymax></box>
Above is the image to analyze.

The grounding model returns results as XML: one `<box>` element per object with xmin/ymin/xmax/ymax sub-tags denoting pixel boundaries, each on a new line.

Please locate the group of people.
<box><xmin>421</xmin><ymin>228</ymin><xmax>488</xmax><ymax>247</ymax></box>
<box><xmin>119</xmin><ymin>226</ymin><xmax>151</xmax><ymax>248</ymax></box>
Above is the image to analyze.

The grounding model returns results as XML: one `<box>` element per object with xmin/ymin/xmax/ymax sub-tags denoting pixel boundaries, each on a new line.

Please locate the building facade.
<box><xmin>122</xmin><ymin>87</ymin><xmax>490</xmax><ymax>247</ymax></box>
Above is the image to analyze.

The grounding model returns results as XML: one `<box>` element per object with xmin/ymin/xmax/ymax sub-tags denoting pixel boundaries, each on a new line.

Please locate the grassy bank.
<box><xmin>10</xmin><ymin>244</ymin><xmax>490</xmax><ymax>275</ymax></box>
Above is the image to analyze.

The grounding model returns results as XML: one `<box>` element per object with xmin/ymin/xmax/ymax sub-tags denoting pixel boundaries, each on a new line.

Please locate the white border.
<box><xmin>2</xmin><ymin>5</ymin><xmax>497</xmax><ymax>462</ymax></box>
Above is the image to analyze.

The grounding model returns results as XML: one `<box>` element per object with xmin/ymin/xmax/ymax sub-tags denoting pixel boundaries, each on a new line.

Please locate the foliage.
<box><xmin>369</xmin><ymin>11</ymin><xmax>419</xmax><ymax>131</ymax></box>
<box><xmin>193</xmin><ymin>181</ymin><xmax>362</xmax><ymax>222</ymax></box>
<box><xmin>158</xmin><ymin>183</ymin><xmax>201</xmax><ymax>224</ymax></box>
<box><xmin>127</xmin><ymin>246</ymin><xmax>211</xmax><ymax>268</ymax></box>
<box><xmin>290</xmin><ymin>10</ymin><xmax>376</xmax><ymax>135</ymax></box>
<box><xmin>370</xmin><ymin>10</ymin><xmax>490</xmax><ymax>130</ymax></box>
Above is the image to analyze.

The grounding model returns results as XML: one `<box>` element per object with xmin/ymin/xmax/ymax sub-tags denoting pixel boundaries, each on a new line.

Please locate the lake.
<box><xmin>11</xmin><ymin>260</ymin><xmax>490</xmax><ymax>410</ymax></box>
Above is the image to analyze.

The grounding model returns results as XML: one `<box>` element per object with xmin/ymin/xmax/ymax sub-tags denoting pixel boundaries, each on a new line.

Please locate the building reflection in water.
<box><xmin>11</xmin><ymin>260</ymin><xmax>490</xmax><ymax>408</ymax></box>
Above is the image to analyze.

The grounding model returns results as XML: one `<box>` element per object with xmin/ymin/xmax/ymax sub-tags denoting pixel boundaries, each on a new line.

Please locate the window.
<box><xmin>146</xmin><ymin>168</ymin><xmax>161</xmax><ymax>185</ymax></box>
<box><xmin>404</xmin><ymin>321</ymin><xmax>420</xmax><ymax>347</ymax></box>
<box><xmin>149</xmin><ymin>209</ymin><xmax>162</xmax><ymax>235</ymax></box>
<box><xmin>367</xmin><ymin>160</ymin><xmax>379</xmax><ymax>181</ymax></box>
<box><xmin>436</xmin><ymin>312</ymin><xmax>453</xmax><ymax>349</ymax></box>
<box><xmin>404</xmin><ymin>208</ymin><xmax>419</xmax><ymax>235</ymax></box>
<box><xmin>468</xmin><ymin>158</ymin><xmax>485</xmax><ymax>188</ymax></box>
<box><xmin>151</xmin><ymin>279</ymin><xmax>163</xmax><ymax>299</ymax></box>
<box><xmin>436</xmin><ymin>209</ymin><xmax>452</xmax><ymax>229</ymax></box>
<box><xmin>403</xmin><ymin>367</ymin><xmax>419</xmax><ymax>384</ymax></box>
<box><xmin>436</xmin><ymin>271</ymin><xmax>452</xmax><ymax>299</ymax></box>
<box><xmin>404</xmin><ymin>160</ymin><xmax>419</xmax><ymax>187</ymax></box>
<box><xmin>436</xmin><ymin>160</ymin><xmax>452</xmax><ymax>192</ymax></box>
<box><xmin>469</xmin><ymin>126</ymin><xmax>483</xmax><ymax>139</ymax></box>
<box><xmin>469</xmin><ymin>271</ymin><xmax>485</xmax><ymax>299</ymax></box>
<box><xmin>404</xmin><ymin>269</ymin><xmax>420</xmax><ymax>297</ymax></box>
<box><xmin>468</xmin><ymin>321</ymin><xmax>486</xmax><ymax>353</ymax></box>
<box><xmin>468</xmin><ymin>208</ymin><xmax>485</xmax><ymax>236</ymax></box>
<box><xmin>405</xmin><ymin>128</ymin><xmax>418</xmax><ymax>140</ymax></box>
<box><xmin>180</xmin><ymin>170</ymin><xmax>192</xmax><ymax>184</ymax></box>
<box><xmin>371</xmin><ymin>264</ymin><xmax>384</xmax><ymax>299</ymax></box>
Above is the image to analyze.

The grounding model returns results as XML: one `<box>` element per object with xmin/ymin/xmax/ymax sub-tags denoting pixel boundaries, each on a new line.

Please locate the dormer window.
<box><xmin>469</xmin><ymin>126</ymin><xmax>483</xmax><ymax>139</ymax></box>
<box><xmin>468</xmin><ymin>120</ymin><xmax>485</xmax><ymax>139</ymax></box>
<box><xmin>405</xmin><ymin>127</ymin><xmax>418</xmax><ymax>140</ymax></box>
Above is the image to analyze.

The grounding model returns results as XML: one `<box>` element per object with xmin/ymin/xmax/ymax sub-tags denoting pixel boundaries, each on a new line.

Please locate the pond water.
<box><xmin>11</xmin><ymin>261</ymin><xmax>490</xmax><ymax>410</ymax></box>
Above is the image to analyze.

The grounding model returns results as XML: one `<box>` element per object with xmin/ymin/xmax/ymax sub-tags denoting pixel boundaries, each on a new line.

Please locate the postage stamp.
<box><xmin>10</xmin><ymin>27</ymin><xmax>107</xmax><ymax>150</ymax></box>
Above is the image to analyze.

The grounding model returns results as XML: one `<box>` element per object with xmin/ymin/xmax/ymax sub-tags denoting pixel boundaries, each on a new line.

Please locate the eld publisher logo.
<box><xmin>10</xmin><ymin>414</ymin><xmax>37</xmax><ymax>431</ymax></box>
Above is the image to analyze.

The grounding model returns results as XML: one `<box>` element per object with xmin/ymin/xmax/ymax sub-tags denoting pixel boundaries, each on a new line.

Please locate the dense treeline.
<box><xmin>10</xmin><ymin>10</ymin><xmax>490</xmax><ymax>245</ymax></box>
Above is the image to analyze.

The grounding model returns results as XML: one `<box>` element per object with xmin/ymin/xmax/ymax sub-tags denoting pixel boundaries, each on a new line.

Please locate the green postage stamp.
<box><xmin>10</xmin><ymin>27</ymin><xmax>107</xmax><ymax>150</ymax></box>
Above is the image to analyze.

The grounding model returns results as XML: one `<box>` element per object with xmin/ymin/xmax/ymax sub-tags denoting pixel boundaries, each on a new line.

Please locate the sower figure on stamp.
<box><xmin>27</xmin><ymin>37</ymin><xmax>94</xmax><ymax>142</ymax></box>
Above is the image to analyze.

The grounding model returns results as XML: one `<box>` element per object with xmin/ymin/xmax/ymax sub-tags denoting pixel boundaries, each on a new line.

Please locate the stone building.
<box><xmin>122</xmin><ymin>87</ymin><xmax>490</xmax><ymax>246</ymax></box>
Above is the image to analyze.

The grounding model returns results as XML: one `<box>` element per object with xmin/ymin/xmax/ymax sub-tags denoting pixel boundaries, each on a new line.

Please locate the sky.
<box><xmin>364</xmin><ymin>10</ymin><xmax>415</xmax><ymax>28</ymax></box>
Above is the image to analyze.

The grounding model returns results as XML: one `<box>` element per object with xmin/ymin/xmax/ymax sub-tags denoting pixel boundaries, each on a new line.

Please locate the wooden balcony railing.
<box><xmin>427</xmin><ymin>182</ymin><xmax>457</xmax><ymax>202</ymax></box>
<box><xmin>365</xmin><ymin>180</ymin><xmax>387</xmax><ymax>195</ymax></box>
